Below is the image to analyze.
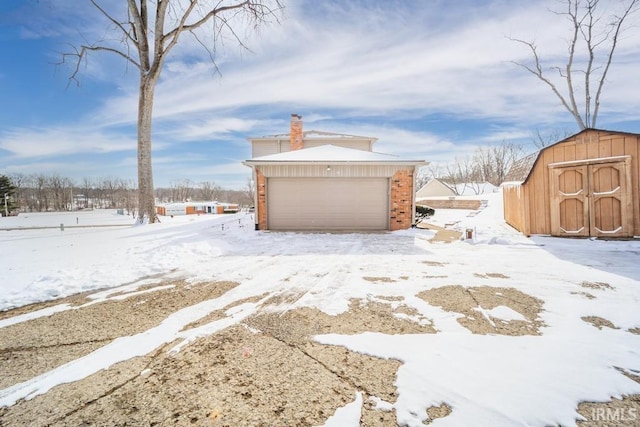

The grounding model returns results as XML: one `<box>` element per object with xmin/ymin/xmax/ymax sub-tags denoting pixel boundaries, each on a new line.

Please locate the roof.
<box><xmin>251</xmin><ymin>130</ymin><xmax>377</xmax><ymax>142</ymax></box>
<box><xmin>503</xmin><ymin>151</ymin><xmax>538</xmax><ymax>183</ymax></box>
<box><xmin>243</xmin><ymin>144</ymin><xmax>425</xmax><ymax>165</ymax></box>
<box><xmin>507</xmin><ymin>128</ymin><xmax>640</xmax><ymax>185</ymax></box>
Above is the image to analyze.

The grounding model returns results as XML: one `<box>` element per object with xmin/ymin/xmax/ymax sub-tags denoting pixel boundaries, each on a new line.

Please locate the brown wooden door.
<box><xmin>550</xmin><ymin>165</ymin><xmax>589</xmax><ymax>237</ymax></box>
<box><xmin>589</xmin><ymin>160</ymin><xmax>632</xmax><ymax>237</ymax></box>
<box><xmin>549</xmin><ymin>158</ymin><xmax>632</xmax><ymax>237</ymax></box>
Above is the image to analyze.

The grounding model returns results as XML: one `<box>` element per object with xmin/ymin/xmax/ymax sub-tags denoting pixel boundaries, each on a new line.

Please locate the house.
<box><xmin>156</xmin><ymin>201</ymin><xmax>239</xmax><ymax>216</ymax></box>
<box><xmin>503</xmin><ymin>129</ymin><xmax>640</xmax><ymax>237</ymax></box>
<box><xmin>416</xmin><ymin>178</ymin><xmax>455</xmax><ymax>199</ymax></box>
<box><xmin>243</xmin><ymin>114</ymin><xmax>427</xmax><ymax>231</ymax></box>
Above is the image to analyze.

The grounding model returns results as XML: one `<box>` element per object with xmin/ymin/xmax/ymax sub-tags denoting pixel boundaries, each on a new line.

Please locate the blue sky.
<box><xmin>1</xmin><ymin>0</ymin><xmax>639</xmax><ymax>189</ymax></box>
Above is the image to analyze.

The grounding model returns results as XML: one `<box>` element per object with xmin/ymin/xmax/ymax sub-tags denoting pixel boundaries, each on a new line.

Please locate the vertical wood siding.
<box><xmin>503</xmin><ymin>130</ymin><xmax>640</xmax><ymax>236</ymax></box>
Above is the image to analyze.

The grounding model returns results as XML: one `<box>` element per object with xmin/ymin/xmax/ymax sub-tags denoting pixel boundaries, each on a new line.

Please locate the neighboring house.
<box><xmin>243</xmin><ymin>114</ymin><xmax>426</xmax><ymax>231</ymax></box>
<box><xmin>156</xmin><ymin>202</ymin><xmax>239</xmax><ymax>216</ymax></box>
<box><xmin>503</xmin><ymin>129</ymin><xmax>640</xmax><ymax>238</ymax></box>
<box><xmin>416</xmin><ymin>178</ymin><xmax>455</xmax><ymax>199</ymax></box>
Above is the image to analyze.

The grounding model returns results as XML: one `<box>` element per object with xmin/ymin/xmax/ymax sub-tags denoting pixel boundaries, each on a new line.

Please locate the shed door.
<box><xmin>267</xmin><ymin>178</ymin><xmax>389</xmax><ymax>231</ymax></box>
<box><xmin>549</xmin><ymin>159</ymin><xmax>632</xmax><ymax>237</ymax></box>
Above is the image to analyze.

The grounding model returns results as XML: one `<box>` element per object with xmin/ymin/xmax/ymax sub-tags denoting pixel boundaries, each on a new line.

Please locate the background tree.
<box><xmin>531</xmin><ymin>128</ymin><xmax>572</xmax><ymax>150</ymax></box>
<box><xmin>472</xmin><ymin>142</ymin><xmax>523</xmax><ymax>186</ymax></box>
<box><xmin>0</xmin><ymin>175</ymin><xmax>17</xmax><ymax>216</ymax></box>
<box><xmin>63</xmin><ymin>0</ymin><xmax>282</xmax><ymax>223</ymax></box>
<box><xmin>171</xmin><ymin>179</ymin><xmax>194</xmax><ymax>202</ymax></box>
<box><xmin>511</xmin><ymin>0</ymin><xmax>639</xmax><ymax>129</ymax></box>
<box><xmin>199</xmin><ymin>180</ymin><xmax>222</xmax><ymax>201</ymax></box>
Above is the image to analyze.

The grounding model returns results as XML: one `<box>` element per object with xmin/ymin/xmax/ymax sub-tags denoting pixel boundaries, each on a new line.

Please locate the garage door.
<box><xmin>267</xmin><ymin>178</ymin><xmax>389</xmax><ymax>230</ymax></box>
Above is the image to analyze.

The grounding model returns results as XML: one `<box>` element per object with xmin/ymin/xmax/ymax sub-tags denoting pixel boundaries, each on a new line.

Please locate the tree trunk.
<box><xmin>137</xmin><ymin>77</ymin><xmax>158</xmax><ymax>223</ymax></box>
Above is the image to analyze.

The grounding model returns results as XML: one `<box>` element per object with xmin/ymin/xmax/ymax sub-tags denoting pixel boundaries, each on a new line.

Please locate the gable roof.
<box><xmin>416</xmin><ymin>178</ymin><xmax>455</xmax><ymax>197</ymax></box>
<box><xmin>243</xmin><ymin>144</ymin><xmax>425</xmax><ymax>166</ymax></box>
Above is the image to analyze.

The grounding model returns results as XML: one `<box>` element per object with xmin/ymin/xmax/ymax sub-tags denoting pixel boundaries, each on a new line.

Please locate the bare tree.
<box><xmin>531</xmin><ymin>128</ymin><xmax>572</xmax><ymax>149</ymax></box>
<box><xmin>473</xmin><ymin>142</ymin><xmax>523</xmax><ymax>186</ymax></box>
<box><xmin>170</xmin><ymin>179</ymin><xmax>194</xmax><ymax>202</ymax></box>
<box><xmin>510</xmin><ymin>0</ymin><xmax>639</xmax><ymax>129</ymax></box>
<box><xmin>243</xmin><ymin>176</ymin><xmax>255</xmax><ymax>207</ymax></box>
<box><xmin>443</xmin><ymin>157</ymin><xmax>475</xmax><ymax>195</ymax></box>
<box><xmin>80</xmin><ymin>177</ymin><xmax>95</xmax><ymax>209</ymax></box>
<box><xmin>62</xmin><ymin>1</ymin><xmax>282</xmax><ymax>223</ymax></box>
<box><xmin>199</xmin><ymin>180</ymin><xmax>221</xmax><ymax>201</ymax></box>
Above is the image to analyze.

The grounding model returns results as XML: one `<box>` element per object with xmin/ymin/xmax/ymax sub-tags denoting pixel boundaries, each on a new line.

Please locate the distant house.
<box><xmin>243</xmin><ymin>114</ymin><xmax>427</xmax><ymax>231</ymax></box>
<box><xmin>416</xmin><ymin>179</ymin><xmax>455</xmax><ymax>199</ymax></box>
<box><xmin>156</xmin><ymin>201</ymin><xmax>239</xmax><ymax>216</ymax></box>
<box><xmin>503</xmin><ymin>129</ymin><xmax>640</xmax><ymax>237</ymax></box>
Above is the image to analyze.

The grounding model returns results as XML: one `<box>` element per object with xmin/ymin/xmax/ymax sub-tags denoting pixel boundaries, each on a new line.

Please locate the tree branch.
<box><xmin>509</xmin><ymin>37</ymin><xmax>584</xmax><ymax>127</ymax></box>
<box><xmin>58</xmin><ymin>44</ymin><xmax>140</xmax><ymax>87</ymax></box>
<box><xmin>591</xmin><ymin>0</ymin><xmax>639</xmax><ymax>127</ymax></box>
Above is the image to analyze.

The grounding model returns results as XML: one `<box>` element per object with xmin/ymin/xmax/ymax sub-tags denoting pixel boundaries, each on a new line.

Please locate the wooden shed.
<box><xmin>503</xmin><ymin>129</ymin><xmax>639</xmax><ymax>238</ymax></box>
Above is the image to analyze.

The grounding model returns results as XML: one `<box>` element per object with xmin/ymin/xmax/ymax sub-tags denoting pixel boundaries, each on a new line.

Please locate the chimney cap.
<box><xmin>291</xmin><ymin>113</ymin><xmax>302</xmax><ymax>120</ymax></box>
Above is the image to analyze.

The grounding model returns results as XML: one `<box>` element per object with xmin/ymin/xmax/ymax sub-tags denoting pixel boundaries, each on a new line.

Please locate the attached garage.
<box><xmin>267</xmin><ymin>177</ymin><xmax>389</xmax><ymax>230</ymax></box>
<box><xmin>503</xmin><ymin>129</ymin><xmax>640</xmax><ymax>237</ymax></box>
<box><xmin>244</xmin><ymin>144</ymin><xmax>425</xmax><ymax>232</ymax></box>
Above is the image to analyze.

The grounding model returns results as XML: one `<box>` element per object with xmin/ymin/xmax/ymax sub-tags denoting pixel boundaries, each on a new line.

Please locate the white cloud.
<box><xmin>0</xmin><ymin>127</ymin><xmax>136</xmax><ymax>159</ymax></box>
<box><xmin>5</xmin><ymin>0</ymin><xmax>639</xmax><ymax>189</ymax></box>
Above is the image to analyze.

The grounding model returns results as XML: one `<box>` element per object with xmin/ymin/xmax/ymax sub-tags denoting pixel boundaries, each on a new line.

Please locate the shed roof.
<box><xmin>243</xmin><ymin>144</ymin><xmax>426</xmax><ymax>166</ymax></box>
<box><xmin>507</xmin><ymin>128</ymin><xmax>640</xmax><ymax>185</ymax></box>
<box><xmin>503</xmin><ymin>151</ymin><xmax>538</xmax><ymax>183</ymax></box>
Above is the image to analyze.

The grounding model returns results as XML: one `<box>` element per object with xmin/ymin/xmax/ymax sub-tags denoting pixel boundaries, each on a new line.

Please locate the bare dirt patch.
<box><xmin>417</xmin><ymin>285</ymin><xmax>544</xmax><ymax>335</ymax></box>
<box><xmin>425</xmin><ymin>402</ymin><xmax>453</xmax><ymax>424</ymax></box>
<box><xmin>581</xmin><ymin>316</ymin><xmax>619</xmax><ymax>330</ymax></box>
<box><xmin>576</xmin><ymin>395</ymin><xmax>640</xmax><ymax>426</ymax></box>
<box><xmin>1</xmin><ymin>293</ymin><xmax>419</xmax><ymax>427</ymax></box>
<box><xmin>0</xmin><ymin>326</ymin><xmax>356</xmax><ymax>427</ymax></box>
<box><xmin>422</xmin><ymin>260</ymin><xmax>447</xmax><ymax>267</ymax></box>
<box><xmin>363</xmin><ymin>276</ymin><xmax>397</xmax><ymax>283</ymax></box>
<box><xmin>0</xmin><ymin>280</ymin><xmax>238</xmax><ymax>389</ymax></box>
<box><xmin>571</xmin><ymin>291</ymin><xmax>596</xmax><ymax>300</ymax></box>
<box><xmin>246</xmin><ymin>299</ymin><xmax>435</xmax><ymax>341</ymax></box>
<box><xmin>580</xmin><ymin>281</ymin><xmax>615</xmax><ymax>291</ymax></box>
<box><xmin>415</xmin><ymin>222</ymin><xmax>462</xmax><ymax>243</ymax></box>
<box><xmin>474</xmin><ymin>272</ymin><xmax>510</xmax><ymax>279</ymax></box>
<box><xmin>629</xmin><ymin>327</ymin><xmax>640</xmax><ymax>335</ymax></box>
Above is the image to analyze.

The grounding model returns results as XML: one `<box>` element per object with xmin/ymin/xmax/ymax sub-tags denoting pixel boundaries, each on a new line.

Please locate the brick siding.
<box><xmin>290</xmin><ymin>114</ymin><xmax>304</xmax><ymax>151</ymax></box>
<box><xmin>390</xmin><ymin>169</ymin><xmax>414</xmax><ymax>230</ymax></box>
<box><xmin>256</xmin><ymin>169</ymin><xmax>267</xmax><ymax>230</ymax></box>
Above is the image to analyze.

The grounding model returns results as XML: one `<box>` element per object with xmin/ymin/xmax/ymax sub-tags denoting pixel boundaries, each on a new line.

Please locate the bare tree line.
<box><xmin>7</xmin><ymin>173</ymin><xmax>253</xmax><ymax>214</ymax></box>
<box><xmin>418</xmin><ymin>141</ymin><xmax>524</xmax><ymax>195</ymax></box>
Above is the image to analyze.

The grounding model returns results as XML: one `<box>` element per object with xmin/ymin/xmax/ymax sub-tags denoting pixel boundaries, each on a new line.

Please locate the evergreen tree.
<box><xmin>0</xmin><ymin>175</ymin><xmax>17</xmax><ymax>216</ymax></box>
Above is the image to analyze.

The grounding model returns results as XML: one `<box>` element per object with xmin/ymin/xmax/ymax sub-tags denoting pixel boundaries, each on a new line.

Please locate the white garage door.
<box><xmin>267</xmin><ymin>178</ymin><xmax>389</xmax><ymax>230</ymax></box>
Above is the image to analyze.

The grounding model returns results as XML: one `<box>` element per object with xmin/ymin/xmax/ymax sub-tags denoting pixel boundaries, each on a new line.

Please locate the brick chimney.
<box><xmin>290</xmin><ymin>114</ymin><xmax>303</xmax><ymax>151</ymax></box>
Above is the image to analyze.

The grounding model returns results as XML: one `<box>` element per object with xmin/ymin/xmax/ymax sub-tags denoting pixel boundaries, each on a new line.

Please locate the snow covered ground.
<box><xmin>1</xmin><ymin>192</ymin><xmax>639</xmax><ymax>426</ymax></box>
